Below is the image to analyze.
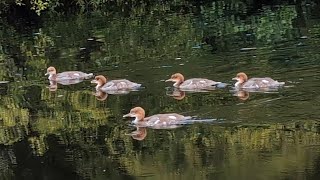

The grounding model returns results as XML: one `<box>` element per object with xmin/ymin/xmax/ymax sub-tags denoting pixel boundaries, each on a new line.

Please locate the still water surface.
<box><xmin>1</xmin><ymin>1</ymin><xmax>320</xmax><ymax>180</ymax></box>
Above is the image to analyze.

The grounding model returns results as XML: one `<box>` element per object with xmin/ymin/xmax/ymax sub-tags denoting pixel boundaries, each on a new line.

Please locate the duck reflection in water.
<box><xmin>166</xmin><ymin>88</ymin><xmax>186</xmax><ymax>100</ymax></box>
<box><xmin>232</xmin><ymin>90</ymin><xmax>250</xmax><ymax>101</ymax></box>
<box><xmin>166</xmin><ymin>87</ymin><xmax>227</xmax><ymax>100</ymax></box>
<box><xmin>231</xmin><ymin>88</ymin><xmax>282</xmax><ymax>101</ymax></box>
<box><xmin>47</xmin><ymin>79</ymin><xmax>91</xmax><ymax>92</ymax></box>
<box><xmin>127</xmin><ymin>126</ymin><xmax>147</xmax><ymax>141</ymax></box>
<box><xmin>92</xmin><ymin>91</ymin><xmax>108</xmax><ymax>101</ymax></box>
<box><xmin>47</xmin><ymin>80</ymin><xmax>58</xmax><ymax>92</ymax></box>
<box><xmin>92</xmin><ymin>90</ymin><xmax>139</xmax><ymax>101</ymax></box>
<box><xmin>47</xmin><ymin>79</ymin><xmax>87</xmax><ymax>92</ymax></box>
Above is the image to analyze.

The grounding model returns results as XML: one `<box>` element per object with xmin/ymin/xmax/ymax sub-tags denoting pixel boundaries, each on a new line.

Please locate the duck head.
<box><xmin>123</xmin><ymin>107</ymin><xmax>146</xmax><ymax>124</ymax></box>
<box><xmin>91</xmin><ymin>75</ymin><xmax>107</xmax><ymax>90</ymax></box>
<box><xmin>45</xmin><ymin>66</ymin><xmax>57</xmax><ymax>80</ymax></box>
<box><xmin>232</xmin><ymin>72</ymin><xmax>248</xmax><ymax>87</ymax></box>
<box><xmin>165</xmin><ymin>73</ymin><xmax>185</xmax><ymax>87</ymax></box>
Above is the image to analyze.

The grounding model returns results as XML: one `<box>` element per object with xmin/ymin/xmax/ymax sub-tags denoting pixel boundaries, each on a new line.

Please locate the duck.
<box><xmin>91</xmin><ymin>75</ymin><xmax>141</xmax><ymax>92</ymax></box>
<box><xmin>232</xmin><ymin>72</ymin><xmax>285</xmax><ymax>89</ymax></box>
<box><xmin>165</xmin><ymin>73</ymin><xmax>221</xmax><ymax>90</ymax></box>
<box><xmin>123</xmin><ymin>107</ymin><xmax>191</xmax><ymax>129</ymax></box>
<box><xmin>45</xmin><ymin>66</ymin><xmax>93</xmax><ymax>84</ymax></box>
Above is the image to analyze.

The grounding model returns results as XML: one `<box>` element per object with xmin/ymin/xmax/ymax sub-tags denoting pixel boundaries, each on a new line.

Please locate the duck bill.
<box><xmin>45</xmin><ymin>72</ymin><xmax>49</xmax><ymax>76</ymax></box>
<box><xmin>91</xmin><ymin>79</ymin><xmax>97</xmax><ymax>84</ymax></box>
<box><xmin>232</xmin><ymin>77</ymin><xmax>238</xmax><ymax>81</ymax></box>
<box><xmin>123</xmin><ymin>113</ymin><xmax>133</xmax><ymax>118</ymax></box>
<box><xmin>165</xmin><ymin>79</ymin><xmax>173</xmax><ymax>82</ymax></box>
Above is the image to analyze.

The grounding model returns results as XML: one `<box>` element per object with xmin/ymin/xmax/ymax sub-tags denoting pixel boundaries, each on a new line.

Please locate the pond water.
<box><xmin>1</xmin><ymin>1</ymin><xmax>320</xmax><ymax>180</ymax></box>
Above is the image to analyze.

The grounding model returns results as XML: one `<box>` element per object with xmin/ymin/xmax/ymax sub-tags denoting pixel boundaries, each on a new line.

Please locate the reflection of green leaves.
<box><xmin>35</xmin><ymin>89</ymin><xmax>111</xmax><ymax>133</ymax></box>
<box><xmin>201</xmin><ymin>2</ymin><xmax>297</xmax><ymax>45</ymax></box>
<box><xmin>0</xmin><ymin>84</ymin><xmax>29</xmax><ymax>145</ymax></box>
<box><xmin>21</xmin><ymin>29</ymin><xmax>54</xmax><ymax>72</ymax></box>
<box><xmin>255</xmin><ymin>6</ymin><xmax>297</xmax><ymax>42</ymax></box>
<box><xmin>29</xmin><ymin>135</ymin><xmax>48</xmax><ymax>156</ymax></box>
<box><xmin>101</xmin><ymin>122</ymin><xmax>320</xmax><ymax>179</ymax></box>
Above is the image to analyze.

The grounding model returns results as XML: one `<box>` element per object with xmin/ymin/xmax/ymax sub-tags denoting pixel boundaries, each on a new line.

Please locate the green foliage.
<box><xmin>1</xmin><ymin>0</ymin><xmax>152</xmax><ymax>15</ymax></box>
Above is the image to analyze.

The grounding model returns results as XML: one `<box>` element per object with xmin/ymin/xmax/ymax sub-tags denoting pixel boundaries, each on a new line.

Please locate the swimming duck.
<box><xmin>91</xmin><ymin>75</ymin><xmax>141</xmax><ymax>92</ymax></box>
<box><xmin>165</xmin><ymin>73</ymin><xmax>221</xmax><ymax>90</ymax></box>
<box><xmin>232</xmin><ymin>72</ymin><xmax>285</xmax><ymax>89</ymax></box>
<box><xmin>123</xmin><ymin>107</ymin><xmax>190</xmax><ymax>128</ymax></box>
<box><xmin>45</xmin><ymin>66</ymin><xmax>93</xmax><ymax>83</ymax></box>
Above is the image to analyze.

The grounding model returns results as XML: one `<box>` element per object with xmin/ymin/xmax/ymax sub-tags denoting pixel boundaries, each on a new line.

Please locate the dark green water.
<box><xmin>1</xmin><ymin>1</ymin><xmax>320</xmax><ymax>179</ymax></box>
